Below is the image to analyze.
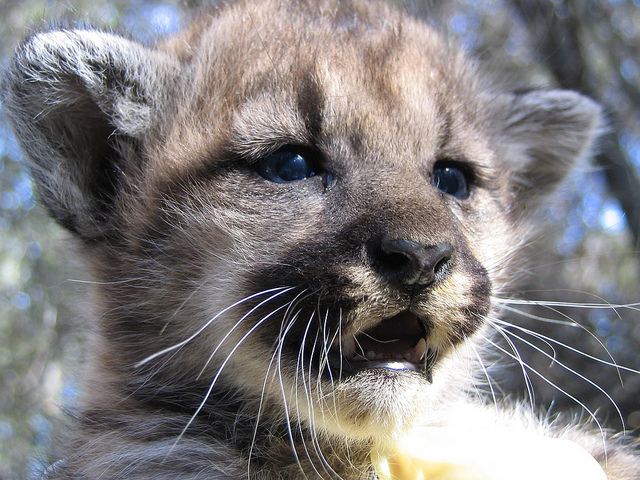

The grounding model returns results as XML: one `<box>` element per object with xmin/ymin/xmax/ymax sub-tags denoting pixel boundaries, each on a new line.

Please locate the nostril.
<box><xmin>424</xmin><ymin>243</ymin><xmax>453</xmax><ymax>283</ymax></box>
<box><xmin>375</xmin><ymin>238</ymin><xmax>453</xmax><ymax>289</ymax></box>
<box><xmin>380</xmin><ymin>239</ymin><xmax>426</xmax><ymax>283</ymax></box>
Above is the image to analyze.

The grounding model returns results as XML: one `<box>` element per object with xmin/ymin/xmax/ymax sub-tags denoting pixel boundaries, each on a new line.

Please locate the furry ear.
<box><xmin>496</xmin><ymin>90</ymin><xmax>601</xmax><ymax>217</ymax></box>
<box><xmin>3</xmin><ymin>29</ymin><xmax>179</xmax><ymax>240</ymax></box>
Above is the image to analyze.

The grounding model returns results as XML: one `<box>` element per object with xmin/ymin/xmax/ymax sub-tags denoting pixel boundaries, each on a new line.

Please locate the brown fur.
<box><xmin>3</xmin><ymin>0</ymin><xmax>639</xmax><ymax>478</ymax></box>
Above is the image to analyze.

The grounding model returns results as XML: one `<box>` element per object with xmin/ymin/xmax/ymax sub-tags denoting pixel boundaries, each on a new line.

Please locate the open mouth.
<box><xmin>328</xmin><ymin>311</ymin><xmax>435</xmax><ymax>380</ymax></box>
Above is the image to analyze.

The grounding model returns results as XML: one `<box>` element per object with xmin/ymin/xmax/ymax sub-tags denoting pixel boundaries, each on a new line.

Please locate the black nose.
<box><xmin>374</xmin><ymin>238</ymin><xmax>453</xmax><ymax>291</ymax></box>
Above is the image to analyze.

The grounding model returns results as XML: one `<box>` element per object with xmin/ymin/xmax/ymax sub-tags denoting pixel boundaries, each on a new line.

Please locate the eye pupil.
<box><xmin>277</xmin><ymin>154</ymin><xmax>312</xmax><ymax>182</ymax></box>
<box><xmin>256</xmin><ymin>150</ymin><xmax>316</xmax><ymax>183</ymax></box>
<box><xmin>433</xmin><ymin>166</ymin><xmax>469</xmax><ymax>199</ymax></box>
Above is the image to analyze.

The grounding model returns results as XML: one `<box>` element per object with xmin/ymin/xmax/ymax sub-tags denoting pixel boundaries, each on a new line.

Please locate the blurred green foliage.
<box><xmin>0</xmin><ymin>0</ymin><xmax>639</xmax><ymax>479</ymax></box>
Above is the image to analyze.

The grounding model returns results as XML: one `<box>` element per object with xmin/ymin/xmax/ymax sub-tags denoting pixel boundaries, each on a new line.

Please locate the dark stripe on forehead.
<box><xmin>362</xmin><ymin>23</ymin><xmax>403</xmax><ymax>109</ymax></box>
<box><xmin>437</xmin><ymin>107</ymin><xmax>453</xmax><ymax>150</ymax></box>
<box><xmin>296</xmin><ymin>68</ymin><xmax>325</xmax><ymax>141</ymax></box>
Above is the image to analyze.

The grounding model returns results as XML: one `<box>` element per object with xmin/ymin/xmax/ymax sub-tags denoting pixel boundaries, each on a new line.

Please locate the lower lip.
<box><xmin>360</xmin><ymin>359</ymin><xmax>421</xmax><ymax>371</ymax></box>
<box><xmin>328</xmin><ymin>355</ymin><xmax>423</xmax><ymax>375</ymax></box>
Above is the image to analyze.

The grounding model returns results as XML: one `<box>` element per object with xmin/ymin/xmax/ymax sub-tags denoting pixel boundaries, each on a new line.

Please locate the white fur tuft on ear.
<box><xmin>13</xmin><ymin>29</ymin><xmax>179</xmax><ymax>134</ymax></box>
<box><xmin>3</xmin><ymin>29</ymin><xmax>180</xmax><ymax>239</ymax></box>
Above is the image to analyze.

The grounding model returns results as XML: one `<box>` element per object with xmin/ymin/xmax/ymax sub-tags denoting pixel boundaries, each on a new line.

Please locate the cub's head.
<box><xmin>4</xmin><ymin>0</ymin><xmax>599</xmax><ymax>442</ymax></box>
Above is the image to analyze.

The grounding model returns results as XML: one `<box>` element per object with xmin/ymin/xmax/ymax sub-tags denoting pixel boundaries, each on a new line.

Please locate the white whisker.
<box><xmin>172</xmin><ymin>299</ymin><xmax>295</xmax><ymax>453</ymax></box>
<box><xmin>304</xmin><ymin>310</ymin><xmax>345</xmax><ymax>480</ymax></box>
<box><xmin>468</xmin><ymin>340</ymin><xmax>500</xmax><ymax>406</ymax></box>
<box><xmin>247</xmin><ymin>293</ymin><xmax>304</xmax><ymax>478</ymax></box>
<box><xmin>196</xmin><ymin>290</ymin><xmax>297</xmax><ymax>379</ymax></box>
<box><xmin>492</xmin><ymin>319</ymin><xmax>640</xmax><ymax>377</ymax></box>
<box><xmin>484</xmin><ymin>323</ymin><xmax>609</xmax><ymax>444</ymax></box>
<box><xmin>496</xmin><ymin>299</ymin><xmax>633</xmax><ymax>389</ymax></box>
<box><xmin>296</xmin><ymin>314</ymin><xmax>330</xmax><ymax>479</ymax></box>
<box><xmin>275</xmin><ymin>310</ymin><xmax>308</xmax><ymax>479</ymax></box>
<box><xmin>135</xmin><ymin>287</ymin><xmax>294</xmax><ymax>368</ymax></box>
<box><xmin>496</xmin><ymin>297</ymin><xmax>640</xmax><ymax>312</ymax></box>
<box><xmin>483</xmin><ymin>318</ymin><xmax>536</xmax><ymax>407</ymax></box>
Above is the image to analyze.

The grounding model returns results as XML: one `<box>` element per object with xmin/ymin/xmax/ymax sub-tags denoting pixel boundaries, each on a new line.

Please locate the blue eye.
<box><xmin>255</xmin><ymin>150</ymin><xmax>317</xmax><ymax>183</ymax></box>
<box><xmin>433</xmin><ymin>165</ymin><xmax>469</xmax><ymax>199</ymax></box>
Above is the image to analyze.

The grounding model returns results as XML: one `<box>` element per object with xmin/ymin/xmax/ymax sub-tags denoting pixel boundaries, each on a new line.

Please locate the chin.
<box><xmin>303</xmin><ymin>367</ymin><xmax>442</xmax><ymax>441</ymax></box>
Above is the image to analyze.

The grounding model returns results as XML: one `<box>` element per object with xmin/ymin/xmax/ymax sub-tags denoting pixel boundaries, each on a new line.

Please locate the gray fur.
<box><xmin>4</xmin><ymin>29</ymin><xmax>179</xmax><ymax>238</ymax></box>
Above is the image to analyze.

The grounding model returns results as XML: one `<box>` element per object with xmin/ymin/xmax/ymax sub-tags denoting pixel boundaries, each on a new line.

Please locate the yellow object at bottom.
<box><xmin>371</xmin><ymin>443</ymin><xmax>488</xmax><ymax>480</ymax></box>
<box><xmin>370</xmin><ymin>427</ymin><xmax>607</xmax><ymax>480</ymax></box>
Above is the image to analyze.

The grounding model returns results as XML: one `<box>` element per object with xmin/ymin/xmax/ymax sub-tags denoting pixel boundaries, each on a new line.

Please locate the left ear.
<box><xmin>495</xmin><ymin>90</ymin><xmax>601</xmax><ymax>217</ymax></box>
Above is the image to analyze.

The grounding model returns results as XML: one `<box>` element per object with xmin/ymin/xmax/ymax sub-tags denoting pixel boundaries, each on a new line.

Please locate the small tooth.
<box><xmin>342</xmin><ymin>336</ymin><xmax>356</xmax><ymax>359</ymax></box>
<box><xmin>414</xmin><ymin>338</ymin><xmax>427</xmax><ymax>361</ymax></box>
<box><xmin>425</xmin><ymin>369</ymin><xmax>433</xmax><ymax>384</ymax></box>
<box><xmin>365</xmin><ymin>350</ymin><xmax>376</xmax><ymax>360</ymax></box>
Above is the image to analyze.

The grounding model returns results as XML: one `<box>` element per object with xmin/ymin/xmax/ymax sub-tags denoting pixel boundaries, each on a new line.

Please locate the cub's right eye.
<box><xmin>255</xmin><ymin>149</ymin><xmax>317</xmax><ymax>183</ymax></box>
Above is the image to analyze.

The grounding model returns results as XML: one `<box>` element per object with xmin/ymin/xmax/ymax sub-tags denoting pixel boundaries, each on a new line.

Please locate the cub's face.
<box><xmin>5</xmin><ymin>0</ymin><xmax>599</xmax><ymax>442</ymax></box>
<box><xmin>130</xmin><ymin>1</ymin><xmax>507</xmax><ymax>439</ymax></box>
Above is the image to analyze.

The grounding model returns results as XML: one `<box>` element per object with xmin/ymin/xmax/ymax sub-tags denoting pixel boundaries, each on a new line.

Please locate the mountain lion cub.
<box><xmin>4</xmin><ymin>0</ymin><xmax>640</xmax><ymax>478</ymax></box>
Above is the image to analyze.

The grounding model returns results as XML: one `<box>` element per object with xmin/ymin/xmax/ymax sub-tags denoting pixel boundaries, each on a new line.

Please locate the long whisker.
<box><xmin>484</xmin><ymin>324</ymin><xmax>608</xmax><ymax>444</ymax></box>
<box><xmin>497</xmin><ymin>301</ymin><xmax>626</xmax><ymax>386</ymax></box>
<box><xmin>468</xmin><ymin>340</ymin><xmax>500</xmax><ymax>406</ymax></box>
<box><xmin>506</xmin><ymin>326</ymin><xmax>622</xmax><ymax>423</ymax></box>
<box><xmin>296</xmin><ymin>314</ymin><xmax>331</xmax><ymax>479</ymax></box>
<box><xmin>498</xmin><ymin>302</ymin><xmax>588</xmax><ymax>329</ymax></box>
<box><xmin>248</xmin><ymin>292</ymin><xmax>305</xmax><ymax>478</ymax></box>
<box><xmin>492</xmin><ymin>318</ymin><xmax>640</xmax><ymax>377</ymax></box>
<box><xmin>306</xmin><ymin>309</ymin><xmax>347</xmax><ymax>480</ymax></box>
<box><xmin>196</xmin><ymin>290</ymin><xmax>297</xmax><ymax>379</ymax></box>
<box><xmin>496</xmin><ymin>297</ymin><xmax>640</xmax><ymax>313</ymax></box>
<box><xmin>248</xmin><ymin>345</ymin><xmax>281</xmax><ymax>477</ymax></box>
<box><xmin>327</xmin><ymin>308</ymin><xmax>344</xmax><ymax>418</ymax></box>
<box><xmin>484</xmin><ymin>318</ymin><xmax>536</xmax><ymax>407</ymax></box>
<box><xmin>275</xmin><ymin>310</ymin><xmax>308</xmax><ymax>478</ymax></box>
<box><xmin>308</xmin><ymin>308</ymin><xmax>356</xmax><ymax>479</ymax></box>
<box><xmin>172</xmin><ymin>303</ymin><xmax>291</xmax><ymax>452</ymax></box>
<box><xmin>136</xmin><ymin>287</ymin><xmax>294</xmax><ymax>368</ymax></box>
<box><xmin>491</xmin><ymin>318</ymin><xmax>630</xmax><ymax>437</ymax></box>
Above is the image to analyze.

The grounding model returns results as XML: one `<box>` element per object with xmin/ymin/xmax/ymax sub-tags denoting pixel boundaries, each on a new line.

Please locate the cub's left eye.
<box><xmin>432</xmin><ymin>163</ymin><xmax>470</xmax><ymax>199</ymax></box>
<box><xmin>255</xmin><ymin>149</ymin><xmax>317</xmax><ymax>183</ymax></box>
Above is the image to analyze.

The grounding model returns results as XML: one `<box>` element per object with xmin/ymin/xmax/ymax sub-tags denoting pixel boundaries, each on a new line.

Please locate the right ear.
<box><xmin>3</xmin><ymin>29</ymin><xmax>180</xmax><ymax>240</ymax></box>
<box><xmin>493</xmin><ymin>89</ymin><xmax>601</xmax><ymax>219</ymax></box>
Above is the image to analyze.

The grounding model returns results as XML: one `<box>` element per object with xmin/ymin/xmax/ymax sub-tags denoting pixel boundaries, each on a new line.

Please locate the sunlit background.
<box><xmin>1</xmin><ymin>0</ymin><xmax>640</xmax><ymax>478</ymax></box>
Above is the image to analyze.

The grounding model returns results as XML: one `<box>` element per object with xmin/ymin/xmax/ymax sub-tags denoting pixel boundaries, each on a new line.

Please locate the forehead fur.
<box><xmin>154</xmin><ymin>0</ymin><xmax>487</xmax><ymax>178</ymax></box>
